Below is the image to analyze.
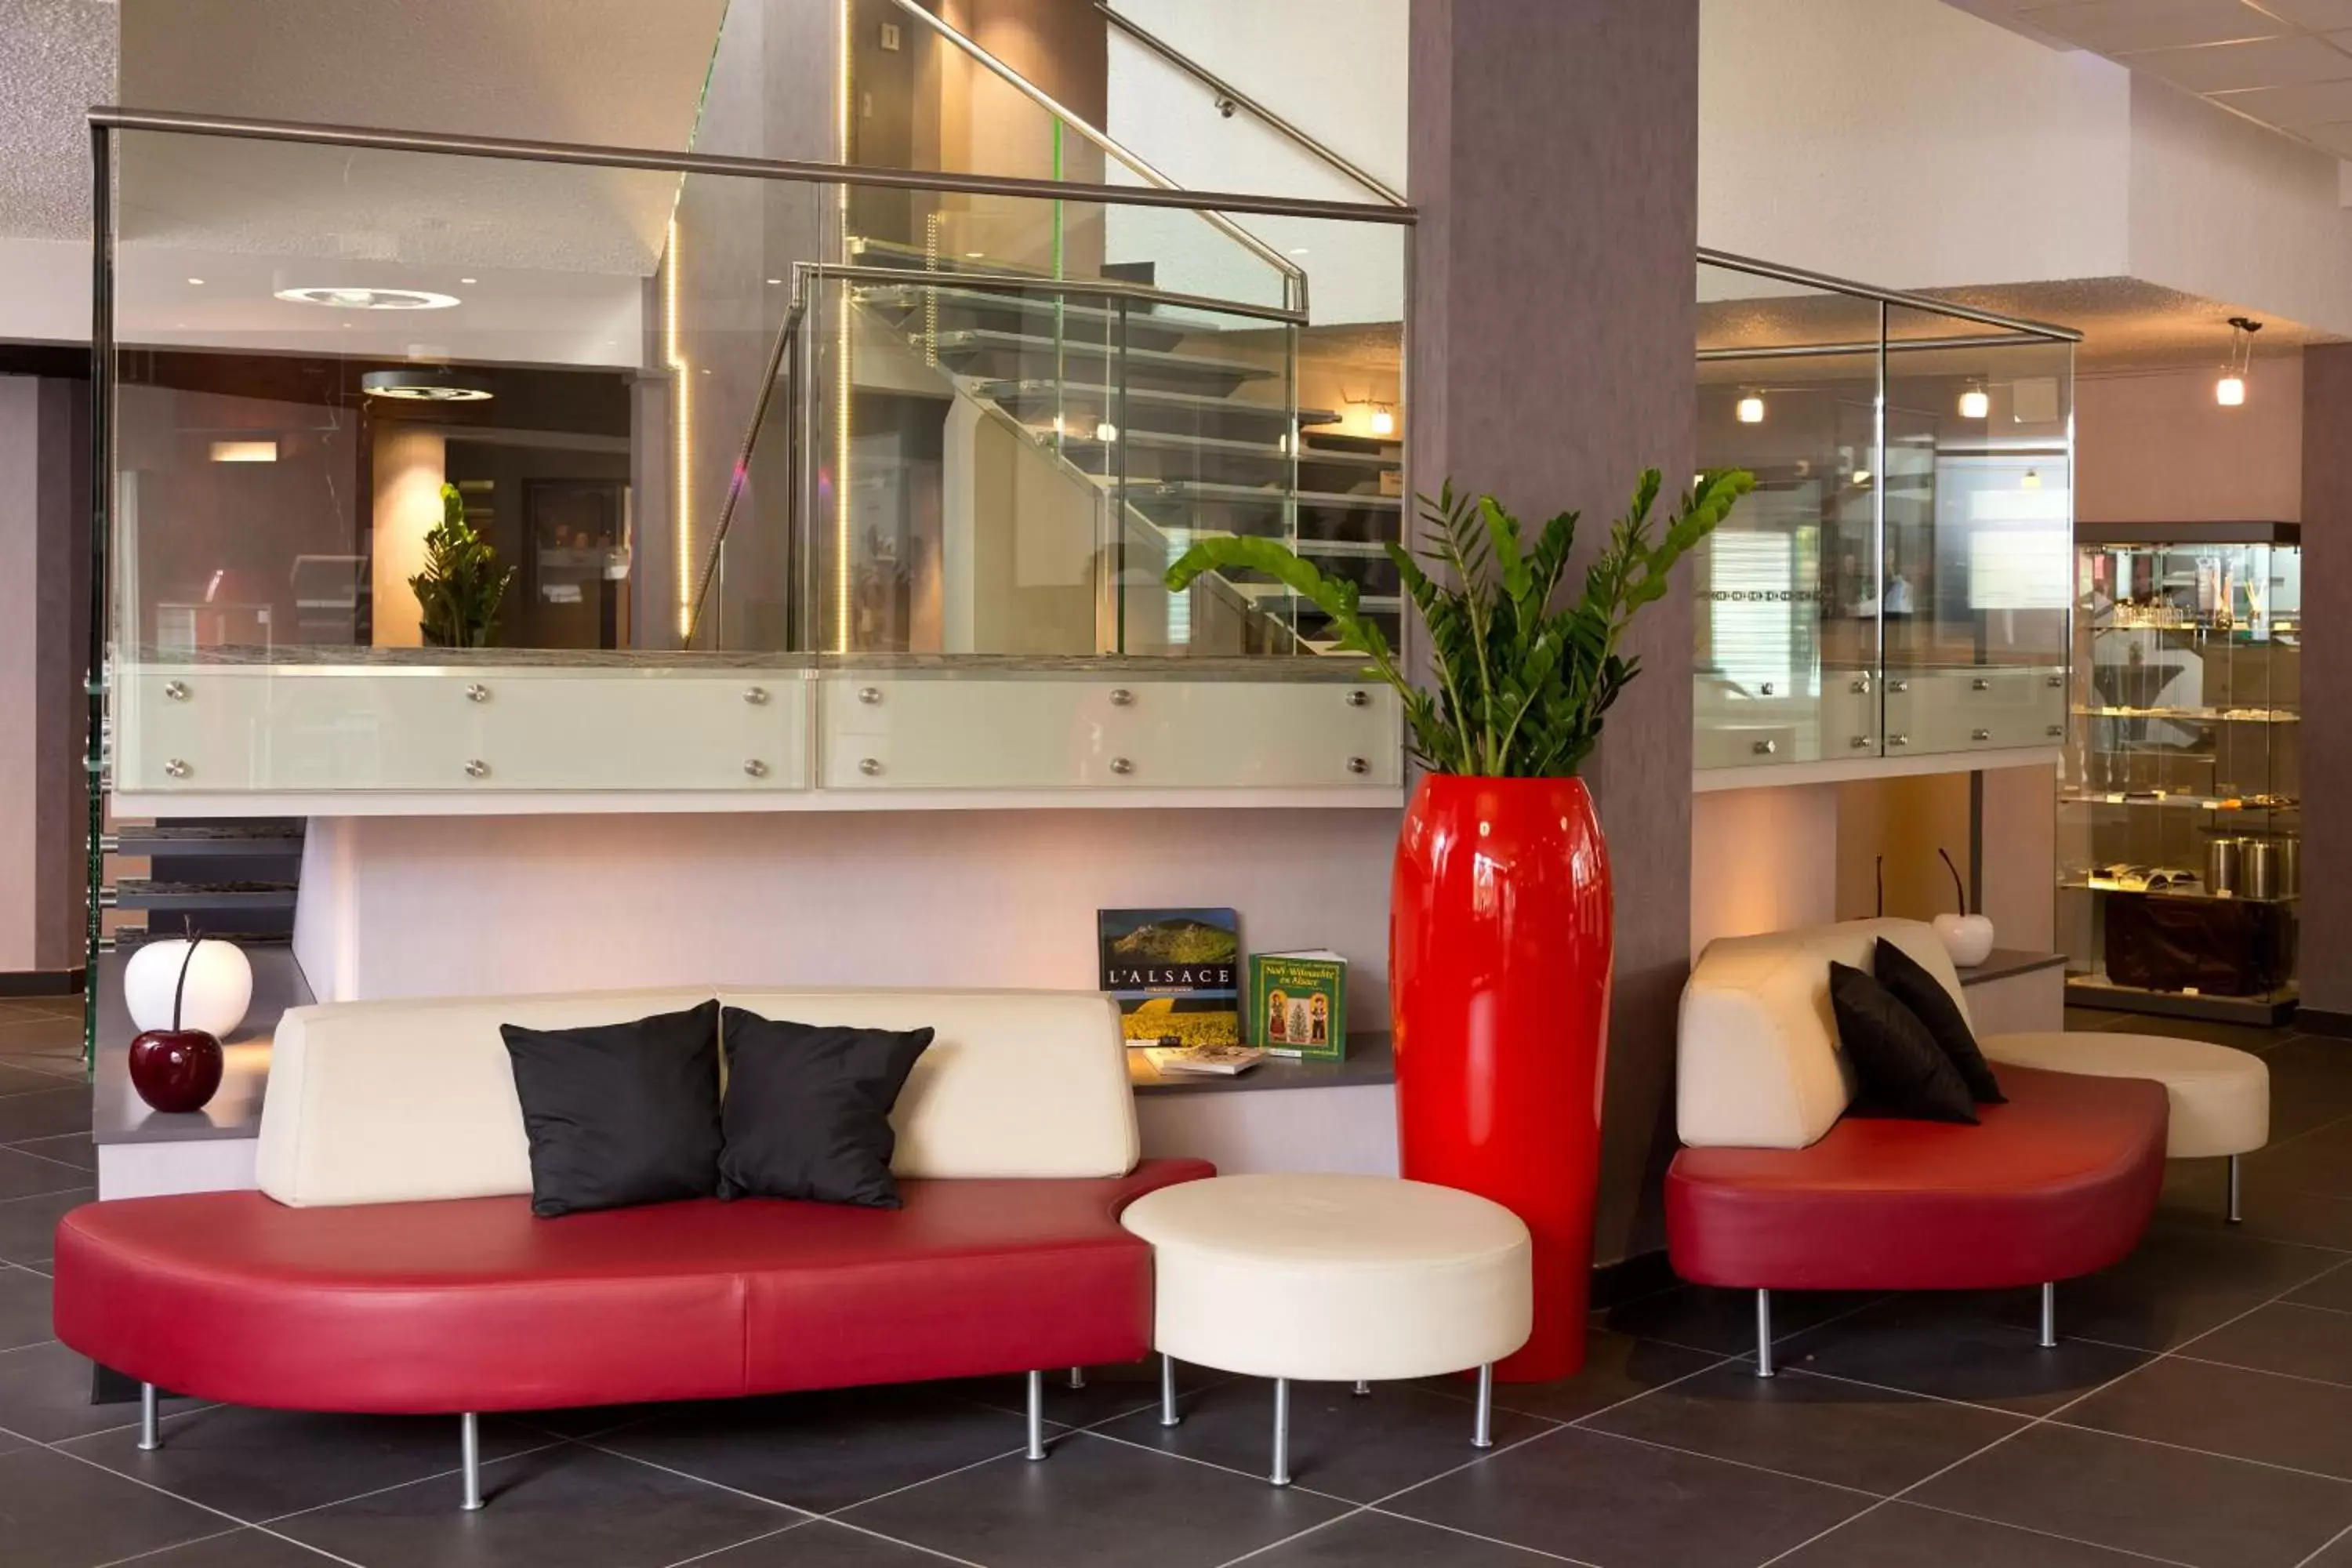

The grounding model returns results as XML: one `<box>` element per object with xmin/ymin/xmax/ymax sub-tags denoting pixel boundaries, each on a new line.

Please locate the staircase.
<box><xmin>100</xmin><ymin>818</ymin><xmax>305</xmax><ymax>951</ymax></box>
<box><xmin>850</xmin><ymin>253</ymin><xmax>1403</xmax><ymax>654</ymax></box>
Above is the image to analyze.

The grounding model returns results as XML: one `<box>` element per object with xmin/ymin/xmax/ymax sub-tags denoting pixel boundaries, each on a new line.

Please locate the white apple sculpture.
<box><xmin>1933</xmin><ymin>848</ymin><xmax>1995</xmax><ymax>969</ymax></box>
<box><xmin>124</xmin><ymin>937</ymin><xmax>253</xmax><ymax>1040</ymax></box>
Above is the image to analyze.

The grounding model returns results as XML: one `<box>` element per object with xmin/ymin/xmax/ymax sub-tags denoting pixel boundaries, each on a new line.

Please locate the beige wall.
<box><xmin>0</xmin><ymin>379</ymin><xmax>43</xmax><ymax>971</ymax></box>
<box><xmin>1690</xmin><ymin>784</ymin><xmax>1839</xmax><ymax>953</ymax></box>
<box><xmin>369</xmin><ymin>425</ymin><xmax>447</xmax><ymax>648</ymax></box>
<box><xmin>2077</xmin><ymin>359</ymin><xmax>2303</xmax><ymax>525</ymax></box>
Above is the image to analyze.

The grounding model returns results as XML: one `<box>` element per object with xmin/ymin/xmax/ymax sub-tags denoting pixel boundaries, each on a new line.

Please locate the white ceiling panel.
<box><xmin>2250</xmin><ymin>0</ymin><xmax>2352</xmax><ymax>28</ymax></box>
<box><xmin>2208</xmin><ymin>74</ymin><xmax>2352</xmax><ymax>118</ymax></box>
<box><xmin>2016</xmin><ymin>0</ymin><xmax>2283</xmax><ymax>53</ymax></box>
<box><xmin>2291</xmin><ymin>115</ymin><xmax>2352</xmax><ymax>149</ymax></box>
<box><xmin>2117</xmin><ymin>32</ymin><xmax>2352</xmax><ymax>90</ymax></box>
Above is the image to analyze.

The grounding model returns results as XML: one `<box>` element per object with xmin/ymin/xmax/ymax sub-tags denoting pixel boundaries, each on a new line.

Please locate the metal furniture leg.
<box><xmin>1067</xmin><ymin>1366</ymin><xmax>1086</xmax><ymax>1389</ymax></box>
<box><xmin>137</xmin><ymin>1383</ymin><xmax>160</xmax><ymax>1451</ymax></box>
<box><xmin>459</xmin><ymin>1412</ymin><xmax>484</xmax><ymax>1511</ymax></box>
<box><xmin>2039</xmin><ymin>1281</ymin><xmax>2058</xmax><ymax>1348</ymax></box>
<box><xmin>1026</xmin><ymin>1370</ymin><xmax>1047</xmax><ymax>1460</ymax></box>
<box><xmin>1755</xmin><ymin>1289</ymin><xmax>1776</xmax><ymax>1377</ymax></box>
<box><xmin>1473</xmin><ymin>1364</ymin><xmax>1494</xmax><ymax>1448</ymax></box>
<box><xmin>2229</xmin><ymin>1154</ymin><xmax>2244</xmax><ymax>1225</ymax></box>
<box><xmin>1160</xmin><ymin>1353</ymin><xmax>1181</xmax><ymax>1427</ymax></box>
<box><xmin>1269</xmin><ymin>1377</ymin><xmax>1291</xmax><ymax>1486</ymax></box>
<box><xmin>1352</xmin><ymin>1380</ymin><xmax>1371</xmax><ymax>1397</ymax></box>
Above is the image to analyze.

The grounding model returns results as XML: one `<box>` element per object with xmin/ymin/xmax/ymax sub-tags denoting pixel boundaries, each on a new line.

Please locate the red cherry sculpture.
<box><xmin>127</xmin><ymin>935</ymin><xmax>224</xmax><ymax>1114</ymax></box>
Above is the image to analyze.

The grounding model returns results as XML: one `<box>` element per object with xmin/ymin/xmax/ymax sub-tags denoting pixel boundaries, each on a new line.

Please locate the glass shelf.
<box><xmin>2071</xmin><ymin>706</ymin><xmax>2297</xmax><ymax>724</ymax></box>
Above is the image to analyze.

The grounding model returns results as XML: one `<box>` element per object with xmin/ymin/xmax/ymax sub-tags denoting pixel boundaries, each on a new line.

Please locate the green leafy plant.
<box><xmin>1164</xmin><ymin>468</ymin><xmax>1755</xmax><ymax>777</ymax></box>
<box><xmin>408</xmin><ymin>481</ymin><xmax>514</xmax><ymax>648</ymax></box>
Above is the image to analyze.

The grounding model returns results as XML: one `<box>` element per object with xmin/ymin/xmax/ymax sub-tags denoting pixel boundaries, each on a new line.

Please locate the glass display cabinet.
<box><xmin>1693</xmin><ymin>254</ymin><xmax>2078</xmax><ymax>780</ymax></box>
<box><xmin>2058</xmin><ymin>524</ymin><xmax>2302</xmax><ymax>1023</ymax></box>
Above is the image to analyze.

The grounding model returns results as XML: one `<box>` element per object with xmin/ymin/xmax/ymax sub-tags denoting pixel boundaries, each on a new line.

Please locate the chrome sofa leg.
<box><xmin>1067</xmin><ymin>1366</ymin><xmax>1086</xmax><ymax>1390</ymax></box>
<box><xmin>1025</xmin><ymin>1370</ymin><xmax>1048</xmax><ymax>1461</ymax></box>
<box><xmin>136</xmin><ymin>1382</ymin><xmax>161</xmax><ymax>1451</ymax></box>
<box><xmin>1755</xmin><ymin>1289</ymin><xmax>1776</xmax><ymax>1378</ymax></box>
<box><xmin>2039</xmin><ymin>1282</ymin><xmax>2058</xmax><ymax>1349</ymax></box>
<box><xmin>1472</xmin><ymin>1364</ymin><xmax>1495</xmax><ymax>1449</ymax></box>
<box><xmin>2229</xmin><ymin>1154</ymin><xmax>2244</xmax><ymax>1225</ymax></box>
<box><xmin>1269</xmin><ymin>1377</ymin><xmax>1291</xmax><ymax>1486</ymax></box>
<box><xmin>1160</xmin><ymin>1354</ymin><xmax>1181</xmax><ymax>1427</ymax></box>
<box><xmin>459</xmin><ymin>1412</ymin><xmax>484</xmax><ymax>1511</ymax></box>
<box><xmin>1352</xmin><ymin>1379</ymin><xmax>1371</xmax><ymax>1397</ymax></box>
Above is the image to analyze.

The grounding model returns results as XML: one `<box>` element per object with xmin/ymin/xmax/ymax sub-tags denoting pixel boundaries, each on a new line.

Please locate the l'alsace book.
<box><xmin>1098</xmin><ymin>908</ymin><xmax>1241</xmax><ymax>1049</ymax></box>
<box><xmin>1250</xmin><ymin>950</ymin><xmax>1348</xmax><ymax>1060</ymax></box>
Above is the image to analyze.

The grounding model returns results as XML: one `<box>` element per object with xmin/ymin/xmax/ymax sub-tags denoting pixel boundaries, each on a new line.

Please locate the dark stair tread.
<box><xmin>112</xmin><ymin>822</ymin><xmax>306</xmax><ymax>856</ymax></box>
<box><xmin>983</xmin><ymin>379</ymin><xmax>1334</xmax><ymax>428</ymax></box>
<box><xmin>1134</xmin><ymin>481</ymin><xmax>1403</xmax><ymax>511</ymax></box>
<box><xmin>115</xmin><ymin>927</ymin><xmax>295</xmax><ymax>949</ymax></box>
<box><xmin>111</xmin><ymin>880</ymin><xmax>299</xmax><ymax>908</ymax></box>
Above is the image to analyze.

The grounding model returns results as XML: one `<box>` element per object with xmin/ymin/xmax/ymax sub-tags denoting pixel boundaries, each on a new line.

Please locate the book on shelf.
<box><xmin>1098</xmin><ymin>907</ymin><xmax>1241</xmax><ymax>1049</ymax></box>
<box><xmin>1250</xmin><ymin>950</ymin><xmax>1347</xmax><ymax>1060</ymax></box>
<box><xmin>1143</xmin><ymin>1044</ymin><xmax>1267</xmax><ymax>1077</ymax></box>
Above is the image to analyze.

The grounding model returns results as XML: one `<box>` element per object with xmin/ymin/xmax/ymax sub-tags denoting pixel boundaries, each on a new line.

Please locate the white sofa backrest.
<box><xmin>256</xmin><ymin>985</ymin><xmax>1141</xmax><ymax>1207</ymax></box>
<box><xmin>1676</xmin><ymin>918</ymin><xmax>1971</xmax><ymax>1150</ymax></box>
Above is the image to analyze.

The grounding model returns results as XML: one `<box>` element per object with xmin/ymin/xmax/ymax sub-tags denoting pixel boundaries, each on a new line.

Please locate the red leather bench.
<box><xmin>1668</xmin><ymin>924</ymin><xmax>2169</xmax><ymax>1373</ymax></box>
<box><xmin>53</xmin><ymin>985</ymin><xmax>1212</xmax><ymax>1508</ymax></box>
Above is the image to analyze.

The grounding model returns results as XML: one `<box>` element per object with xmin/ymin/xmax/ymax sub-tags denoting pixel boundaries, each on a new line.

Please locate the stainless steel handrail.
<box><xmin>684</xmin><ymin>294</ymin><xmax>808</xmax><ymax>648</ymax></box>
<box><xmin>1700</xmin><ymin>245</ymin><xmax>2082</xmax><ymax>343</ymax></box>
<box><xmin>1094</xmin><ymin>2</ymin><xmax>1407</xmax><ymax>208</ymax></box>
<box><xmin>820</xmin><ymin>261</ymin><xmax>1306</xmax><ymax>325</ymax></box>
<box><xmin>880</xmin><ymin>0</ymin><xmax>1309</xmax><ymax>315</ymax></box>
<box><xmin>85</xmin><ymin>107</ymin><xmax>1417</xmax><ymax>229</ymax></box>
<box><xmin>1699</xmin><ymin>332</ymin><xmax>2065</xmax><ymax>361</ymax></box>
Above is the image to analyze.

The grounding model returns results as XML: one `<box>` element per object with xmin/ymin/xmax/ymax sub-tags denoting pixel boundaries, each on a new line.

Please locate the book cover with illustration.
<box><xmin>1098</xmin><ymin>908</ymin><xmax>1241</xmax><ymax>1049</ymax></box>
<box><xmin>1250</xmin><ymin>950</ymin><xmax>1348</xmax><ymax>1060</ymax></box>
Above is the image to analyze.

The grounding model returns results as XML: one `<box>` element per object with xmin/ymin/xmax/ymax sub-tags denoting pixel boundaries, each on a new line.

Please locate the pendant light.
<box><xmin>1736</xmin><ymin>393</ymin><xmax>1766</xmax><ymax>425</ymax></box>
<box><xmin>1958</xmin><ymin>386</ymin><xmax>1991</xmax><ymax>420</ymax></box>
<box><xmin>2217</xmin><ymin>317</ymin><xmax>2261</xmax><ymax>407</ymax></box>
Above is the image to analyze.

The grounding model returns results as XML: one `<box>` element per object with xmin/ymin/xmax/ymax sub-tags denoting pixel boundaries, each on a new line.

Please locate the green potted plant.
<box><xmin>409</xmin><ymin>481</ymin><xmax>514</xmax><ymax>648</ymax></box>
<box><xmin>1164</xmin><ymin>466</ymin><xmax>1752</xmax><ymax>1381</ymax></box>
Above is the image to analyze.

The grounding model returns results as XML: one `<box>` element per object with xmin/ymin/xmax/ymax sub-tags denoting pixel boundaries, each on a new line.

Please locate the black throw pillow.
<box><xmin>500</xmin><ymin>1000</ymin><xmax>724</xmax><ymax>1218</ymax></box>
<box><xmin>1874</xmin><ymin>938</ymin><xmax>2006</xmax><ymax>1104</ymax></box>
<box><xmin>717</xmin><ymin>1009</ymin><xmax>935</xmax><ymax>1207</ymax></box>
<box><xmin>1828</xmin><ymin>962</ymin><xmax>1978</xmax><ymax>1125</ymax></box>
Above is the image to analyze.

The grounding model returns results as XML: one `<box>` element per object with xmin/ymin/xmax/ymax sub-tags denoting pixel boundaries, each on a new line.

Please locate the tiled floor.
<box><xmin>5</xmin><ymin>1001</ymin><xmax>2352</xmax><ymax>1567</ymax></box>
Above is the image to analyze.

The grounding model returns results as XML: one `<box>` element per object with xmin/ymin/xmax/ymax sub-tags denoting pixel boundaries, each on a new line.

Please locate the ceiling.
<box><xmin>1950</xmin><ymin>0</ymin><xmax>2352</xmax><ymax>159</ymax></box>
<box><xmin>0</xmin><ymin>0</ymin><xmax>118</xmax><ymax>241</ymax></box>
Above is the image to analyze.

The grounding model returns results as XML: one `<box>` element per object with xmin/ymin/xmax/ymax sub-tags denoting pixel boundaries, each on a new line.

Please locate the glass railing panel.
<box><xmin>1693</xmin><ymin>260</ymin><xmax>1886</xmax><ymax>771</ymax></box>
<box><xmin>1881</xmin><ymin>305</ymin><xmax>2074</xmax><ymax>760</ymax></box>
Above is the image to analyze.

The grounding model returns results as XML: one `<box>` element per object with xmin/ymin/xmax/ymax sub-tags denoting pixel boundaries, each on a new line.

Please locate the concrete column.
<box><xmin>2301</xmin><ymin>345</ymin><xmax>2351</xmax><ymax>1026</ymax></box>
<box><xmin>1409</xmin><ymin>0</ymin><xmax>1700</xmax><ymax>1263</ymax></box>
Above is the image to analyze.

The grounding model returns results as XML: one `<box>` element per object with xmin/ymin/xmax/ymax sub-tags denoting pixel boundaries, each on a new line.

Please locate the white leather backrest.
<box><xmin>1676</xmin><ymin>918</ymin><xmax>1971</xmax><ymax>1150</ymax></box>
<box><xmin>256</xmin><ymin>985</ymin><xmax>1139</xmax><ymax>1208</ymax></box>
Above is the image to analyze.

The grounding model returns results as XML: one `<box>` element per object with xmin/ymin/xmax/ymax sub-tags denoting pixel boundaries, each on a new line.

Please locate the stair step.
<box><xmin>111</xmin><ymin>821</ymin><xmax>306</xmax><ymax>858</ymax></box>
<box><xmin>858</xmin><ymin>285</ymin><xmax>1198</xmax><ymax>354</ymax></box>
<box><xmin>935</xmin><ymin>329</ymin><xmax>1276</xmax><ymax>394</ymax></box>
<box><xmin>1136</xmin><ymin>481</ymin><xmax>1403</xmax><ymax>514</ymax></box>
<box><xmin>109</xmin><ymin>880</ymin><xmax>299</xmax><ymax>913</ymax></box>
<box><xmin>114</xmin><ymin>927</ymin><xmax>296</xmax><ymax>950</ymax></box>
<box><xmin>984</xmin><ymin>381</ymin><xmax>1332</xmax><ymax>439</ymax></box>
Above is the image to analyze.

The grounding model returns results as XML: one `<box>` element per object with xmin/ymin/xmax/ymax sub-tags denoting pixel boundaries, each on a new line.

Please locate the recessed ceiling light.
<box><xmin>209</xmin><ymin>440</ymin><xmax>277</xmax><ymax>463</ymax></box>
<box><xmin>275</xmin><ymin>285</ymin><xmax>460</xmax><ymax>311</ymax></box>
<box><xmin>1736</xmin><ymin>394</ymin><xmax>1766</xmax><ymax>424</ymax></box>
<box><xmin>360</xmin><ymin>367</ymin><xmax>494</xmax><ymax>402</ymax></box>
<box><xmin>1958</xmin><ymin>387</ymin><xmax>1991</xmax><ymax>420</ymax></box>
<box><xmin>186</xmin><ymin>277</ymin><xmax>205</xmax><ymax>286</ymax></box>
<box><xmin>459</xmin><ymin>277</ymin><xmax>477</xmax><ymax>285</ymax></box>
<box><xmin>767</xmin><ymin>278</ymin><xmax>783</xmax><ymax>285</ymax></box>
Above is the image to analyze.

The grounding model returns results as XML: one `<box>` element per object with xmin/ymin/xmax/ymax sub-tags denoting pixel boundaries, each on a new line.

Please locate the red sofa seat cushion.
<box><xmin>1666</xmin><ymin>1067</ymin><xmax>2166</xmax><ymax>1293</ymax></box>
<box><xmin>53</xmin><ymin>1160</ymin><xmax>1213</xmax><ymax>1415</ymax></box>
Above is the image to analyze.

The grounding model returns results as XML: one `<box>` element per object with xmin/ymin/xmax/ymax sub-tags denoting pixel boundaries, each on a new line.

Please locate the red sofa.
<box><xmin>53</xmin><ymin>985</ymin><xmax>1213</xmax><ymax>1508</ymax></box>
<box><xmin>1668</xmin><ymin>924</ymin><xmax>2169</xmax><ymax>1373</ymax></box>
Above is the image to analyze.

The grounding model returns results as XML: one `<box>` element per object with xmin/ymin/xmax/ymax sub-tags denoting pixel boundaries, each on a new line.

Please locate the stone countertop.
<box><xmin>92</xmin><ymin>944</ymin><xmax>311</xmax><ymax>1145</ymax></box>
<box><xmin>1129</xmin><ymin>1033</ymin><xmax>1396</xmax><ymax>1096</ymax></box>
<box><xmin>129</xmin><ymin>647</ymin><xmax>1381</xmax><ymax>682</ymax></box>
<box><xmin>1956</xmin><ymin>949</ymin><xmax>2068</xmax><ymax>987</ymax></box>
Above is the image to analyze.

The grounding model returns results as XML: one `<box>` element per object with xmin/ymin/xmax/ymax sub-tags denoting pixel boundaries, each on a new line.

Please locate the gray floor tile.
<box><xmin>2292</xmin><ymin>1270</ymin><xmax>2352</xmax><ymax>1315</ymax></box>
<box><xmin>956</xmin><ymin>1359</ymin><xmax>1208</xmax><ymax>1428</ymax></box>
<box><xmin>0</xmin><ymin>1093</ymin><xmax>90</xmax><ymax>1149</ymax></box>
<box><xmin>837</xmin><ymin>1429</ymin><xmax>1352</xmax><ymax>1568</ymax></box>
<box><xmin>5</xmin><ymin>1135</ymin><xmax>93</xmax><ymax>1174</ymax></box>
<box><xmin>1251</xmin><ymin>1510</ymin><xmax>1569</xmax><ymax>1566</ymax></box>
<box><xmin>1775</xmin><ymin>1501</ymin><xmax>2190</xmax><ymax>1566</ymax></box>
<box><xmin>1577</xmin><ymin>1363</ymin><xmax>2027</xmax><ymax>1497</ymax></box>
<box><xmin>0</xmin><ymin>1444</ymin><xmax>227</xmax><ymax>1567</ymax></box>
<box><xmin>691</xmin><ymin>1518</ymin><xmax>985</xmax><ymax>1566</ymax></box>
<box><xmin>62</xmin><ymin>1403</ymin><xmax>549</xmax><ymax>1524</ymax></box>
<box><xmin>1777</xmin><ymin>1294</ymin><xmax>2153</xmax><ymax>1416</ymax></box>
<box><xmin>1439</xmin><ymin>1329</ymin><xmax>1722</xmax><ymax>1425</ymax></box>
<box><xmin>591</xmin><ymin>1383</ymin><xmax>1045</xmax><ymax>1515</ymax></box>
<box><xmin>2186</xmin><ymin>1172</ymin><xmax>2352</xmax><ymax>1253</ymax></box>
<box><xmin>2255</xmin><ymin>1043</ymin><xmax>2352</xmax><ymax>1142</ymax></box>
<box><xmin>2060</xmin><ymin>1355</ymin><xmax>2352</xmax><ymax>1481</ymax></box>
<box><xmin>1911</xmin><ymin>1421</ymin><xmax>2352</xmax><ymax>1568</ymax></box>
<box><xmin>2300</xmin><ymin>1525</ymin><xmax>2352</xmax><ymax>1565</ymax></box>
<box><xmin>118</xmin><ymin>1528</ymin><xmax>350</xmax><ymax>1566</ymax></box>
<box><xmin>2185</xmin><ymin>1301</ymin><xmax>2352</xmax><ymax>1386</ymax></box>
<box><xmin>0</xmin><ymin>1340</ymin><xmax>201</xmax><ymax>1443</ymax></box>
<box><xmin>274</xmin><ymin>1441</ymin><xmax>799</xmax><ymax>1568</ymax></box>
<box><xmin>0</xmin><ymin>1147</ymin><xmax>87</xmax><ymax>1203</ymax></box>
<box><xmin>1091</xmin><ymin>1375</ymin><xmax>1553</xmax><ymax>1504</ymax></box>
<box><xmin>1595</xmin><ymin>1285</ymin><xmax>1882</xmax><ymax>1357</ymax></box>
<box><xmin>2095</xmin><ymin>1016</ymin><xmax>2295</xmax><ymax>1054</ymax></box>
<box><xmin>1387</xmin><ymin>1425</ymin><xmax>1872</xmax><ymax>1568</ymax></box>
<box><xmin>1976</xmin><ymin>1229</ymin><xmax>2347</xmax><ymax>1352</ymax></box>
<box><xmin>0</xmin><ymin>1265</ymin><xmax>53</xmax><ymax>1354</ymax></box>
<box><xmin>0</xmin><ymin>1186</ymin><xmax>89</xmax><ymax>1266</ymax></box>
<box><xmin>0</xmin><ymin>1063</ymin><xmax>71</xmax><ymax>1098</ymax></box>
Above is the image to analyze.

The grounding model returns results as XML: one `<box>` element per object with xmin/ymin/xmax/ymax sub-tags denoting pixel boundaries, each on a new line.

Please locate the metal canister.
<box><xmin>2246</xmin><ymin>837</ymin><xmax>2297</xmax><ymax>901</ymax></box>
<box><xmin>2207</xmin><ymin>837</ymin><xmax>2244</xmax><ymax>896</ymax></box>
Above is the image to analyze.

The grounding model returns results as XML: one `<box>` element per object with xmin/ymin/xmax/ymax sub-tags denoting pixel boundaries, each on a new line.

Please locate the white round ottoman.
<box><xmin>1983</xmin><ymin>1031</ymin><xmax>2270</xmax><ymax>1220</ymax></box>
<box><xmin>1120</xmin><ymin>1173</ymin><xmax>1532</xmax><ymax>1486</ymax></box>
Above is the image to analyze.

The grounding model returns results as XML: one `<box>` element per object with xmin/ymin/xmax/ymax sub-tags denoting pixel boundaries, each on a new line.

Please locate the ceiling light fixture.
<box><xmin>459</xmin><ymin>277</ymin><xmax>477</xmax><ymax>285</ymax></box>
<box><xmin>209</xmin><ymin>440</ymin><xmax>276</xmax><ymax>463</ymax></box>
<box><xmin>1736</xmin><ymin>394</ymin><xmax>1766</xmax><ymax>424</ymax></box>
<box><xmin>2020</xmin><ymin>467</ymin><xmax>2042</xmax><ymax>491</ymax></box>
<box><xmin>1370</xmin><ymin>405</ymin><xmax>1398</xmax><ymax>438</ymax></box>
<box><xmin>1959</xmin><ymin>387</ymin><xmax>1991</xmax><ymax>420</ymax></box>
<box><xmin>186</xmin><ymin>277</ymin><xmax>205</xmax><ymax>287</ymax></box>
<box><xmin>2218</xmin><ymin>315</ymin><xmax>2262</xmax><ymax>407</ymax></box>
<box><xmin>360</xmin><ymin>367</ymin><xmax>494</xmax><ymax>402</ymax></box>
<box><xmin>275</xmin><ymin>286</ymin><xmax>460</xmax><ymax>311</ymax></box>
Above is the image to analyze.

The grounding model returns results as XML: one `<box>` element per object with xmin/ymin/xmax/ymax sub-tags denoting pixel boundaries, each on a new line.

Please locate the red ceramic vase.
<box><xmin>129</xmin><ymin>1028</ymin><xmax>224</xmax><ymax>1115</ymax></box>
<box><xmin>1391</xmin><ymin>774</ymin><xmax>1613</xmax><ymax>1382</ymax></box>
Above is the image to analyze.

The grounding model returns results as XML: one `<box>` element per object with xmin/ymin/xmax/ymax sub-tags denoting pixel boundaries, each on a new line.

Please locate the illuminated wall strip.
<box><xmin>834</xmin><ymin>0</ymin><xmax>854</xmax><ymax>653</ymax></box>
<box><xmin>666</xmin><ymin>216</ymin><xmax>694</xmax><ymax>642</ymax></box>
